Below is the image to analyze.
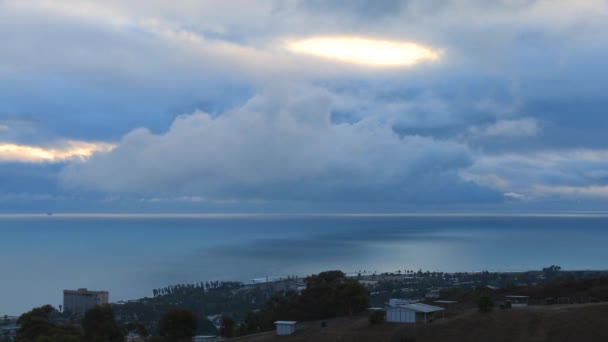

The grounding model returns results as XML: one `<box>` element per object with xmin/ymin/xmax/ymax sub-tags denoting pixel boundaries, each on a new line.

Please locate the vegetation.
<box><xmin>241</xmin><ymin>271</ymin><xmax>370</xmax><ymax>334</ymax></box>
<box><xmin>219</xmin><ymin>315</ymin><xmax>236</xmax><ymax>337</ymax></box>
<box><xmin>113</xmin><ymin>280</ymin><xmax>258</xmax><ymax>335</ymax></box>
<box><xmin>81</xmin><ymin>305</ymin><xmax>124</xmax><ymax>342</ymax></box>
<box><xmin>15</xmin><ymin>305</ymin><xmax>81</xmax><ymax>342</ymax></box>
<box><xmin>122</xmin><ymin>321</ymin><xmax>148</xmax><ymax>339</ymax></box>
<box><xmin>368</xmin><ymin>310</ymin><xmax>385</xmax><ymax>325</ymax></box>
<box><xmin>478</xmin><ymin>295</ymin><xmax>494</xmax><ymax>312</ymax></box>
<box><xmin>99</xmin><ymin>266</ymin><xmax>608</xmax><ymax>339</ymax></box>
<box><xmin>158</xmin><ymin>308</ymin><xmax>198</xmax><ymax>342</ymax></box>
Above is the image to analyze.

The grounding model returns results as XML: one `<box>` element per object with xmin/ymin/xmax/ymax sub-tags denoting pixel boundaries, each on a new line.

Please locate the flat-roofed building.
<box><xmin>63</xmin><ymin>288</ymin><xmax>109</xmax><ymax>316</ymax></box>
<box><xmin>386</xmin><ymin>303</ymin><xmax>444</xmax><ymax>323</ymax></box>
<box><xmin>274</xmin><ymin>321</ymin><xmax>296</xmax><ymax>335</ymax></box>
<box><xmin>505</xmin><ymin>295</ymin><xmax>529</xmax><ymax>308</ymax></box>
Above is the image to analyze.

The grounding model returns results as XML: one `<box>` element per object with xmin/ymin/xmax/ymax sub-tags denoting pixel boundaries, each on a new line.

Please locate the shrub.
<box><xmin>369</xmin><ymin>310</ymin><xmax>385</xmax><ymax>325</ymax></box>
<box><xmin>479</xmin><ymin>295</ymin><xmax>495</xmax><ymax>312</ymax></box>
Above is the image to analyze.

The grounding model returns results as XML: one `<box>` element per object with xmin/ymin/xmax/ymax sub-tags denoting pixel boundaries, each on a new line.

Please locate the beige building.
<box><xmin>63</xmin><ymin>288</ymin><xmax>109</xmax><ymax>316</ymax></box>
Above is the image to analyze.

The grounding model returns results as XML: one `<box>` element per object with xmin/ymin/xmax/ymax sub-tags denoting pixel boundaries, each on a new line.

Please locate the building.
<box><xmin>0</xmin><ymin>316</ymin><xmax>19</xmax><ymax>341</ymax></box>
<box><xmin>274</xmin><ymin>321</ymin><xmax>296</xmax><ymax>335</ymax></box>
<box><xmin>505</xmin><ymin>295</ymin><xmax>529</xmax><ymax>308</ymax></box>
<box><xmin>386</xmin><ymin>303</ymin><xmax>444</xmax><ymax>323</ymax></box>
<box><xmin>125</xmin><ymin>332</ymin><xmax>145</xmax><ymax>342</ymax></box>
<box><xmin>433</xmin><ymin>300</ymin><xmax>458</xmax><ymax>310</ymax></box>
<box><xmin>193</xmin><ymin>336</ymin><xmax>219</xmax><ymax>342</ymax></box>
<box><xmin>63</xmin><ymin>288</ymin><xmax>109</xmax><ymax>316</ymax></box>
<box><xmin>425</xmin><ymin>290</ymin><xmax>441</xmax><ymax>299</ymax></box>
<box><xmin>388</xmin><ymin>298</ymin><xmax>416</xmax><ymax>307</ymax></box>
<box><xmin>358</xmin><ymin>280</ymin><xmax>378</xmax><ymax>288</ymax></box>
<box><xmin>0</xmin><ymin>325</ymin><xmax>18</xmax><ymax>341</ymax></box>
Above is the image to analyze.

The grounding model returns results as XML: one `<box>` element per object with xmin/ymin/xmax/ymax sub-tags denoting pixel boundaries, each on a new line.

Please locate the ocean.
<box><xmin>1</xmin><ymin>213</ymin><xmax>608</xmax><ymax>315</ymax></box>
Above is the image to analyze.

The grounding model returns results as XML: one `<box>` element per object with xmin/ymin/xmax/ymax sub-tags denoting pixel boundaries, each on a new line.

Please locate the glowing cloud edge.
<box><xmin>286</xmin><ymin>36</ymin><xmax>441</xmax><ymax>67</ymax></box>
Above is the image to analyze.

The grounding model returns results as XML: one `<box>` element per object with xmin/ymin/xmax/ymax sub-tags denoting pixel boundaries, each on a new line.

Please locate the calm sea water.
<box><xmin>1</xmin><ymin>214</ymin><xmax>608</xmax><ymax>315</ymax></box>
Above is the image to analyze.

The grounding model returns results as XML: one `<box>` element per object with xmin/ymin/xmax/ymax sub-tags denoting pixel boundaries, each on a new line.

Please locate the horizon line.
<box><xmin>2</xmin><ymin>211</ymin><xmax>608</xmax><ymax>218</ymax></box>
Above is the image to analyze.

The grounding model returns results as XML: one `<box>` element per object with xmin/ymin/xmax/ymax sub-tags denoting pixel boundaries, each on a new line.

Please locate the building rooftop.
<box><xmin>401</xmin><ymin>303</ymin><xmax>445</xmax><ymax>313</ymax></box>
<box><xmin>64</xmin><ymin>288</ymin><xmax>108</xmax><ymax>294</ymax></box>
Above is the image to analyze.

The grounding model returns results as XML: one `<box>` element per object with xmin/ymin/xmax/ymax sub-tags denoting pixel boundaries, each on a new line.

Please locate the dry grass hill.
<box><xmin>235</xmin><ymin>302</ymin><xmax>608</xmax><ymax>342</ymax></box>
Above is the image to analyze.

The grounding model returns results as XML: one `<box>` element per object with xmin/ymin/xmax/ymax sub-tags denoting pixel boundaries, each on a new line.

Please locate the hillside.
<box><xmin>236</xmin><ymin>302</ymin><xmax>608</xmax><ymax>342</ymax></box>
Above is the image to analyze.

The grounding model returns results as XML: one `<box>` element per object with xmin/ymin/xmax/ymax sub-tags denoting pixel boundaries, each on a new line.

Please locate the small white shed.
<box><xmin>386</xmin><ymin>303</ymin><xmax>444</xmax><ymax>323</ymax></box>
<box><xmin>274</xmin><ymin>321</ymin><xmax>296</xmax><ymax>335</ymax></box>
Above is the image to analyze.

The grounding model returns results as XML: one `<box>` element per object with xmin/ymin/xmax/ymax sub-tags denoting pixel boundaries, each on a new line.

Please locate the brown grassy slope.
<box><xmin>236</xmin><ymin>302</ymin><xmax>608</xmax><ymax>342</ymax></box>
<box><xmin>406</xmin><ymin>303</ymin><xmax>608</xmax><ymax>342</ymax></box>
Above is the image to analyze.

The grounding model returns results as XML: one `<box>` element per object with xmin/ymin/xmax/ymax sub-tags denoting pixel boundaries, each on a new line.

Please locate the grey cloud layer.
<box><xmin>60</xmin><ymin>88</ymin><xmax>497</xmax><ymax>203</ymax></box>
<box><xmin>1</xmin><ymin>0</ymin><xmax>608</xmax><ymax>209</ymax></box>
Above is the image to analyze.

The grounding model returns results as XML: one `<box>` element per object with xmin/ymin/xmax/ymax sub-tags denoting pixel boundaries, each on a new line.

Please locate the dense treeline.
<box><xmin>152</xmin><ymin>281</ymin><xmax>242</xmax><ymax>297</ymax></box>
<box><xmin>15</xmin><ymin>304</ymin><xmax>201</xmax><ymax>342</ymax></box>
<box><xmin>115</xmin><ymin>271</ymin><xmax>369</xmax><ymax>337</ymax></box>
<box><xmin>113</xmin><ymin>280</ymin><xmax>267</xmax><ymax>335</ymax></box>
<box><xmin>15</xmin><ymin>305</ymin><xmax>81</xmax><ymax>342</ymax></box>
<box><xmin>234</xmin><ymin>270</ymin><xmax>369</xmax><ymax>336</ymax></box>
<box><xmin>15</xmin><ymin>304</ymin><xmax>126</xmax><ymax>342</ymax></box>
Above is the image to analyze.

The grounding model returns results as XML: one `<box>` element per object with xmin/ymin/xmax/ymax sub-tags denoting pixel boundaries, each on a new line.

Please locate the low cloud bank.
<box><xmin>60</xmin><ymin>89</ymin><xmax>499</xmax><ymax>204</ymax></box>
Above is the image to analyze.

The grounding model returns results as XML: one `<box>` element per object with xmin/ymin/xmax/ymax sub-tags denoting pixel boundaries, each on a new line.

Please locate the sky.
<box><xmin>1</xmin><ymin>0</ymin><xmax>608</xmax><ymax>213</ymax></box>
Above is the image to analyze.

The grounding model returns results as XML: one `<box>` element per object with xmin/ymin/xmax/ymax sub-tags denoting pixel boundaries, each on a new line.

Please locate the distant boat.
<box><xmin>46</xmin><ymin>212</ymin><xmax>53</xmax><ymax>216</ymax></box>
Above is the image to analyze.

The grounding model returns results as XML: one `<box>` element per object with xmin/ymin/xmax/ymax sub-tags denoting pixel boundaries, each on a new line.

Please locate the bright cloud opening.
<box><xmin>287</xmin><ymin>37</ymin><xmax>440</xmax><ymax>66</ymax></box>
<box><xmin>0</xmin><ymin>141</ymin><xmax>115</xmax><ymax>163</ymax></box>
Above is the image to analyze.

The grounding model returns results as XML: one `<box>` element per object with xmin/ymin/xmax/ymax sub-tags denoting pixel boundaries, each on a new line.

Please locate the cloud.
<box><xmin>287</xmin><ymin>36</ymin><xmax>440</xmax><ymax>67</ymax></box>
<box><xmin>533</xmin><ymin>185</ymin><xmax>608</xmax><ymax>199</ymax></box>
<box><xmin>464</xmin><ymin>149</ymin><xmax>608</xmax><ymax>201</ymax></box>
<box><xmin>0</xmin><ymin>140</ymin><xmax>115</xmax><ymax>163</ymax></box>
<box><xmin>298</xmin><ymin>0</ymin><xmax>405</xmax><ymax>19</ymax></box>
<box><xmin>2</xmin><ymin>0</ymin><xmax>608</xmax><ymax>210</ymax></box>
<box><xmin>504</xmin><ymin>192</ymin><xmax>526</xmax><ymax>200</ymax></box>
<box><xmin>470</xmin><ymin>118</ymin><xmax>540</xmax><ymax>138</ymax></box>
<box><xmin>60</xmin><ymin>88</ymin><xmax>497</xmax><ymax>204</ymax></box>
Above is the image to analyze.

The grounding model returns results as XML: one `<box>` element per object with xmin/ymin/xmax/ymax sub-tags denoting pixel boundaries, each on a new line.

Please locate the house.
<box><xmin>386</xmin><ymin>303</ymin><xmax>444</xmax><ymax>323</ymax></box>
<box><xmin>388</xmin><ymin>298</ymin><xmax>416</xmax><ymax>307</ymax></box>
<box><xmin>433</xmin><ymin>300</ymin><xmax>458</xmax><ymax>310</ymax></box>
<box><xmin>1</xmin><ymin>325</ymin><xmax>18</xmax><ymax>341</ymax></box>
<box><xmin>358</xmin><ymin>280</ymin><xmax>378</xmax><ymax>288</ymax></box>
<box><xmin>125</xmin><ymin>332</ymin><xmax>145</xmax><ymax>342</ymax></box>
<box><xmin>505</xmin><ymin>295</ymin><xmax>529</xmax><ymax>308</ymax></box>
<box><xmin>274</xmin><ymin>321</ymin><xmax>296</xmax><ymax>335</ymax></box>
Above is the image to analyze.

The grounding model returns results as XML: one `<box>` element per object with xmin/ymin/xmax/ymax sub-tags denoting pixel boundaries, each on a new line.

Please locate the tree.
<box><xmin>16</xmin><ymin>305</ymin><xmax>81</xmax><ymax>342</ymax></box>
<box><xmin>479</xmin><ymin>295</ymin><xmax>494</xmax><ymax>312</ymax></box>
<box><xmin>82</xmin><ymin>304</ymin><xmax>124</xmax><ymax>342</ymax></box>
<box><xmin>242</xmin><ymin>311</ymin><xmax>261</xmax><ymax>334</ymax></box>
<box><xmin>123</xmin><ymin>321</ymin><xmax>149</xmax><ymax>339</ymax></box>
<box><xmin>335</xmin><ymin>279</ymin><xmax>370</xmax><ymax>315</ymax></box>
<box><xmin>158</xmin><ymin>308</ymin><xmax>198</xmax><ymax>342</ymax></box>
<box><xmin>542</xmin><ymin>265</ymin><xmax>562</xmax><ymax>280</ymax></box>
<box><xmin>299</xmin><ymin>271</ymin><xmax>370</xmax><ymax>319</ymax></box>
<box><xmin>369</xmin><ymin>310</ymin><xmax>385</xmax><ymax>325</ymax></box>
<box><xmin>219</xmin><ymin>315</ymin><xmax>235</xmax><ymax>338</ymax></box>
